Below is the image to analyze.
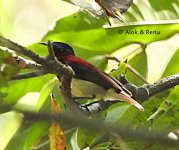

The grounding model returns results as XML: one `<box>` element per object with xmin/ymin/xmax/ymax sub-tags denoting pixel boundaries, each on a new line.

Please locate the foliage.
<box><xmin>0</xmin><ymin>0</ymin><xmax>179</xmax><ymax>149</ymax></box>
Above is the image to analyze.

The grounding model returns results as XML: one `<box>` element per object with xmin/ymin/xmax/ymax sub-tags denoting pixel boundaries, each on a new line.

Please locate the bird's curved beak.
<box><xmin>39</xmin><ymin>42</ymin><xmax>47</xmax><ymax>46</ymax></box>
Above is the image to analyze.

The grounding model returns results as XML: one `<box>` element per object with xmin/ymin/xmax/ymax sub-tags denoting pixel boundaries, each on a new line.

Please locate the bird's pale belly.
<box><xmin>71</xmin><ymin>78</ymin><xmax>121</xmax><ymax>100</ymax></box>
<box><xmin>71</xmin><ymin>78</ymin><xmax>106</xmax><ymax>99</ymax></box>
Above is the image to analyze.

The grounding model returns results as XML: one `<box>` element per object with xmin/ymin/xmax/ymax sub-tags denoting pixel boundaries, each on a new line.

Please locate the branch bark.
<box><xmin>11</xmin><ymin>71</ymin><xmax>46</xmax><ymax>80</ymax></box>
<box><xmin>16</xmin><ymin>109</ymin><xmax>179</xmax><ymax>147</ymax></box>
<box><xmin>144</xmin><ymin>74</ymin><xmax>179</xmax><ymax>97</ymax></box>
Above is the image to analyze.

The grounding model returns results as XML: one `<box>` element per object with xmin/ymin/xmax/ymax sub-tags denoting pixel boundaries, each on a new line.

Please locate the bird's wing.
<box><xmin>65</xmin><ymin>55</ymin><xmax>120</xmax><ymax>89</ymax></box>
<box><xmin>118</xmin><ymin>91</ymin><xmax>144</xmax><ymax>111</ymax></box>
<box><xmin>101</xmin><ymin>72</ymin><xmax>132</xmax><ymax>96</ymax></box>
<box><xmin>99</xmin><ymin>72</ymin><xmax>144</xmax><ymax>111</ymax></box>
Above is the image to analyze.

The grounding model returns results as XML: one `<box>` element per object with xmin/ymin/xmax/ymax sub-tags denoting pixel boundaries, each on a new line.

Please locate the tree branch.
<box><xmin>1</xmin><ymin>48</ymin><xmax>42</xmax><ymax>70</ymax></box>
<box><xmin>15</xmin><ymin>109</ymin><xmax>179</xmax><ymax>147</ymax></box>
<box><xmin>11</xmin><ymin>71</ymin><xmax>46</xmax><ymax>80</ymax></box>
<box><xmin>144</xmin><ymin>74</ymin><xmax>179</xmax><ymax>97</ymax></box>
<box><xmin>126</xmin><ymin>73</ymin><xmax>179</xmax><ymax>101</ymax></box>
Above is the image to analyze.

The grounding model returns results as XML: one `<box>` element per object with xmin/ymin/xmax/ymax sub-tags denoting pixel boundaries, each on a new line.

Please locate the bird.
<box><xmin>41</xmin><ymin>42</ymin><xmax>144</xmax><ymax>111</ymax></box>
<box><xmin>95</xmin><ymin>0</ymin><xmax>124</xmax><ymax>21</ymax></box>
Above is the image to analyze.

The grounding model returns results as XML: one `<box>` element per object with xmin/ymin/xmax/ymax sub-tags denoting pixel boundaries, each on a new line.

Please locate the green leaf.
<box><xmin>43</xmin><ymin>11</ymin><xmax>179</xmax><ymax>58</ymax></box>
<box><xmin>88</xmin><ymin>55</ymin><xmax>108</xmax><ymax>71</ymax></box>
<box><xmin>44</xmin><ymin>11</ymin><xmax>105</xmax><ymax>33</ymax></box>
<box><xmin>105</xmin><ymin>103</ymin><xmax>130</xmax><ymax>123</ymax></box>
<box><xmin>76</xmin><ymin>128</ymin><xmax>88</xmax><ymax>148</ymax></box>
<box><xmin>116</xmin><ymin>95</ymin><xmax>167</xmax><ymax>128</ymax></box>
<box><xmin>14</xmin><ymin>92</ymin><xmax>40</xmax><ymax>112</ymax></box>
<box><xmin>37</xmin><ymin>78</ymin><xmax>57</xmax><ymax>111</ymax></box>
<box><xmin>0</xmin><ymin>111</ymin><xmax>22</xmax><ymax>150</ymax></box>
<box><xmin>162</xmin><ymin>49</ymin><xmax>179</xmax><ymax>77</ymax></box>
<box><xmin>147</xmin><ymin>0</ymin><xmax>179</xmax><ymax>19</ymax></box>
<box><xmin>147</xmin><ymin>86</ymin><xmax>179</xmax><ymax>123</ymax></box>
<box><xmin>71</xmin><ymin>129</ymin><xmax>81</xmax><ymax>150</ymax></box>
<box><xmin>124</xmin><ymin>0</ymin><xmax>179</xmax><ymax>21</ymax></box>
<box><xmin>27</xmin><ymin>44</ymin><xmax>49</xmax><ymax>57</ymax></box>
<box><xmin>5</xmin><ymin>120</ymin><xmax>50</xmax><ymax>150</ymax></box>
<box><xmin>109</xmin><ymin>61</ymin><xmax>127</xmax><ymax>79</ymax></box>
<box><xmin>150</xmin><ymin>86</ymin><xmax>179</xmax><ymax>131</ymax></box>
<box><xmin>1</xmin><ymin>74</ymin><xmax>54</xmax><ymax>105</ymax></box>
<box><xmin>126</xmin><ymin>51</ymin><xmax>147</xmax><ymax>85</ymax></box>
<box><xmin>91</xmin><ymin>142</ymin><xmax>112</xmax><ymax>150</ymax></box>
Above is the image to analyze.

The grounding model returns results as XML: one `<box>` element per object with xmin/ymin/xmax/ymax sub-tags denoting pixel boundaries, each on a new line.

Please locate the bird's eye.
<box><xmin>60</xmin><ymin>48</ymin><xmax>65</xmax><ymax>52</ymax></box>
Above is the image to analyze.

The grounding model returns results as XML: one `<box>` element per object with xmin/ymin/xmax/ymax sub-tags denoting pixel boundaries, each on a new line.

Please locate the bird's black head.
<box><xmin>41</xmin><ymin>42</ymin><xmax>75</xmax><ymax>57</ymax></box>
<box><xmin>51</xmin><ymin>42</ymin><xmax>75</xmax><ymax>56</ymax></box>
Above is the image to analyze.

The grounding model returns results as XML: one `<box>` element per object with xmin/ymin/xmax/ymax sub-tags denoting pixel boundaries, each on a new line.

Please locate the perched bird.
<box><xmin>42</xmin><ymin>42</ymin><xmax>144</xmax><ymax>111</ymax></box>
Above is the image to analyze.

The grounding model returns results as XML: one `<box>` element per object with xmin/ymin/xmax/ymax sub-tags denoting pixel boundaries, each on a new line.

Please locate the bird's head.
<box><xmin>51</xmin><ymin>42</ymin><xmax>75</xmax><ymax>56</ymax></box>
<box><xmin>40</xmin><ymin>42</ymin><xmax>75</xmax><ymax>61</ymax></box>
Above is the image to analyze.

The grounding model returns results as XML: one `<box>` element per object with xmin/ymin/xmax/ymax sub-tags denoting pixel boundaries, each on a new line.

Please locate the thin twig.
<box><xmin>106</xmin><ymin>56</ymin><xmax>149</xmax><ymax>84</ymax></box>
<box><xmin>11</xmin><ymin>71</ymin><xmax>46</xmax><ymax>80</ymax></box>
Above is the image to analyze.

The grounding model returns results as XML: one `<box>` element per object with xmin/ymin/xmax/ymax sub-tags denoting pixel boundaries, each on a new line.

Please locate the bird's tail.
<box><xmin>119</xmin><ymin>91</ymin><xmax>144</xmax><ymax>111</ymax></box>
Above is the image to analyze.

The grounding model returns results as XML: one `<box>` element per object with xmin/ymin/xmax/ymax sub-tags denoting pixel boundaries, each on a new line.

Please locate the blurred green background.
<box><xmin>0</xmin><ymin>0</ymin><xmax>179</xmax><ymax>149</ymax></box>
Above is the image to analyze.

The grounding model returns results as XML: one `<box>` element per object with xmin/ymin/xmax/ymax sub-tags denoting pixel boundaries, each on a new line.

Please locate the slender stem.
<box><xmin>11</xmin><ymin>71</ymin><xmax>46</xmax><ymax>80</ymax></box>
<box><xmin>106</xmin><ymin>56</ymin><xmax>148</xmax><ymax>84</ymax></box>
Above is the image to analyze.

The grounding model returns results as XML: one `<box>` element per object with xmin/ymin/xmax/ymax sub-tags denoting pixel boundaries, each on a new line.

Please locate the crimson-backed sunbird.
<box><xmin>42</xmin><ymin>42</ymin><xmax>144</xmax><ymax>111</ymax></box>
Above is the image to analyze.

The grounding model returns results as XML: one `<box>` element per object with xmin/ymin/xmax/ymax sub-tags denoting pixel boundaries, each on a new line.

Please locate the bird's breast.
<box><xmin>71</xmin><ymin>78</ymin><xmax>107</xmax><ymax>99</ymax></box>
<box><xmin>71</xmin><ymin>78</ymin><xmax>124</xmax><ymax>101</ymax></box>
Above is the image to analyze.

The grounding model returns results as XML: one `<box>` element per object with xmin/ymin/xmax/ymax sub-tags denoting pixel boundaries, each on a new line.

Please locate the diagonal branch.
<box><xmin>144</xmin><ymin>74</ymin><xmax>179</xmax><ymax>97</ymax></box>
<box><xmin>11</xmin><ymin>71</ymin><xmax>46</xmax><ymax>80</ymax></box>
<box><xmin>1</xmin><ymin>48</ymin><xmax>42</xmax><ymax>70</ymax></box>
<box><xmin>0</xmin><ymin>36</ymin><xmax>45</xmax><ymax>64</ymax></box>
